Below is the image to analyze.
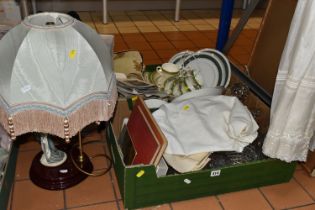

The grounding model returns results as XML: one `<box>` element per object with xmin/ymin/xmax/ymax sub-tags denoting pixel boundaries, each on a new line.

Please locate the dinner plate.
<box><xmin>198</xmin><ymin>48</ymin><xmax>231</xmax><ymax>88</ymax></box>
<box><xmin>168</xmin><ymin>50</ymin><xmax>194</xmax><ymax>68</ymax></box>
<box><xmin>183</xmin><ymin>52</ymin><xmax>223</xmax><ymax>88</ymax></box>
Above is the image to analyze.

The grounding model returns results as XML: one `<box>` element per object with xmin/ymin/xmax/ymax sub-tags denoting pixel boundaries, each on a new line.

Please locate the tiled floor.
<box><xmin>5</xmin><ymin>9</ymin><xmax>315</xmax><ymax>210</ymax></box>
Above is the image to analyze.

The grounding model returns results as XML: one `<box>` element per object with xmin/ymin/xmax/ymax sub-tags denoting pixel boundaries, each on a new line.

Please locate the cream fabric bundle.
<box><xmin>152</xmin><ymin>92</ymin><xmax>259</xmax><ymax>173</ymax></box>
<box><xmin>153</xmin><ymin>95</ymin><xmax>259</xmax><ymax>155</ymax></box>
<box><xmin>163</xmin><ymin>152</ymin><xmax>211</xmax><ymax>173</ymax></box>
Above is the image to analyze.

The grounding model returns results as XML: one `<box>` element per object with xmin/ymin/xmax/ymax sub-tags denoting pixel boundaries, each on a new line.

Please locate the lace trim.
<box><xmin>262</xmin><ymin>130</ymin><xmax>313</xmax><ymax>162</ymax></box>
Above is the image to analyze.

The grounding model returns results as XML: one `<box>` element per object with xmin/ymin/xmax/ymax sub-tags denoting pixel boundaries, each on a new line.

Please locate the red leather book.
<box><xmin>126</xmin><ymin>97</ymin><xmax>167</xmax><ymax>166</ymax></box>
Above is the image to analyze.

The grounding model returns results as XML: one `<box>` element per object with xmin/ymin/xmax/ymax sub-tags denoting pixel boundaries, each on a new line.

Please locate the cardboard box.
<box><xmin>106</xmin><ymin>64</ymin><xmax>296</xmax><ymax>210</ymax></box>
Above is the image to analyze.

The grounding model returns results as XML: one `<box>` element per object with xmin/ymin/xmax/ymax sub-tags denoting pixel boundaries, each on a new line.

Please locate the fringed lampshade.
<box><xmin>0</xmin><ymin>12</ymin><xmax>117</xmax><ymax>143</ymax></box>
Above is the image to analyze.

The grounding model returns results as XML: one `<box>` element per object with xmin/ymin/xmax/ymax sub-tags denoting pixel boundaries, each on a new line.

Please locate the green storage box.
<box><xmin>106</xmin><ymin>64</ymin><xmax>296</xmax><ymax>210</ymax></box>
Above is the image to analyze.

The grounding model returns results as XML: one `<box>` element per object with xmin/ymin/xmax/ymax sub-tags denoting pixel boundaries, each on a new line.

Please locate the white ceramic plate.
<box><xmin>169</xmin><ymin>50</ymin><xmax>194</xmax><ymax>68</ymax></box>
<box><xmin>183</xmin><ymin>52</ymin><xmax>223</xmax><ymax>88</ymax></box>
<box><xmin>198</xmin><ymin>48</ymin><xmax>231</xmax><ymax>88</ymax></box>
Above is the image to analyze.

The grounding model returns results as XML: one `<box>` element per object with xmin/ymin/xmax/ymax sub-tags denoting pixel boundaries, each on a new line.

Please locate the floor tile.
<box><xmin>183</xmin><ymin>31</ymin><xmax>209</xmax><ymax>40</ymax></box>
<box><xmin>110</xmin><ymin>169</ymin><xmax>122</xmax><ymax>200</ymax></box>
<box><xmin>191</xmin><ymin>38</ymin><xmax>215</xmax><ymax>49</ymax></box>
<box><xmin>6</xmin><ymin>186</ymin><xmax>13</xmax><ymax>210</ymax></box>
<box><xmin>94</xmin><ymin>21</ymin><xmax>115</xmax><ymax>28</ymax></box>
<box><xmin>80</xmin><ymin>141</ymin><xmax>109</xmax><ymax>171</ymax></box>
<box><xmin>122</xmin><ymin>33</ymin><xmax>147</xmax><ymax>43</ymax></box>
<box><xmin>181</xmin><ymin>13</ymin><xmax>199</xmax><ymax>19</ymax></box>
<box><xmin>171</xmin><ymin>40</ymin><xmax>197</xmax><ymax>51</ymax></box>
<box><xmin>133</xmin><ymin>20</ymin><xmax>155</xmax><ymax>27</ymax></box>
<box><xmin>12</xmin><ymin>180</ymin><xmax>64</xmax><ymax>210</ymax></box>
<box><xmin>65</xmin><ymin>175</ymin><xmax>116</xmax><ymax>208</ymax></box>
<box><xmin>138</xmin><ymin>26</ymin><xmax>160</xmax><ymax>33</ymax></box>
<box><xmin>117</xmin><ymin>26</ymin><xmax>139</xmax><ymax>33</ymax></box>
<box><xmin>152</xmin><ymin>20</ymin><xmax>173</xmax><ymax>26</ymax></box>
<box><xmin>130</xmin><ymin>15</ymin><xmax>149</xmax><ymax>21</ymax></box>
<box><xmin>113</xmin><ymin>41</ymin><xmax>129</xmax><ymax>52</ymax></box>
<box><xmin>188</xmin><ymin>18</ymin><xmax>210</xmax><ymax>25</ymax></box>
<box><xmin>172</xmin><ymin>19</ymin><xmax>192</xmax><ymax>26</ymax></box>
<box><xmin>204</xmin><ymin>18</ymin><xmax>220</xmax><ymax>28</ymax></box>
<box><xmin>15</xmin><ymin>149</ymin><xmax>39</xmax><ymax>180</ymax></box>
<box><xmin>69</xmin><ymin>201</ymin><xmax>118</xmax><ymax>210</ymax></box>
<box><xmin>114</xmin><ymin>21</ymin><xmax>135</xmax><ymax>27</ymax></box>
<box><xmin>260</xmin><ymin>179</ymin><xmax>313</xmax><ymax>209</ymax></box>
<box><xmin>155</xmin><ymin>49</ymin><xmax>178</xmax><ymax>60</ymax></box>
<box><xmin>218</xmin><ymin>189</ymin><xmax>272</xmax><ymax>210</ymax></box>
<box><xmin>163</xmin><ymin>31</ymin><xmax>188</xmax><ymax>41</ymax></box>
<box><xmin>140</xmin><ymin>50</ymin><xmax>161</xmax><ymax>60</ymax></box>
<box><xmin>175</xmin><ymin>25</ymin><xmax>197</xmax><ymax>31</ymax></box>
<box><xmin>172</xmin><ymin>196</ymin><xmax>222</xmax><ymax>210</ymax></box>
<box><xmin>150</xmin><ymin>41</ymin><xmax>175</xmax><ymax>50</ymax></box>
<box><xmin>126</xmin><ymin>41</ymin><xmax>152</xmax><ymax>51</ymax></box>
<box><xmin>201</xmin><ymin>30</ymin><xmax>218</xmax><ymax>41</ymax></box>
<box><xmin>294</xmin><ymin>170</ymin><xmax>315</xmax><ymax>199</ymax></box>
<box><xmin>157</xmin><ymin>25</ymin><xmax>178</xmax><ymax>32</ymax></box>
<box><xmin>195</xmin><ymin>24</ymin><xmax>217</xmax><ymax>31</ymax></box>
<box><xmin>111</xmin><ymin>15</ymin><xmax>131</xmax><ymax>20</ymax></box>
<box><xmin>290</xmin><ymin>204</ymin><xmax>315</xmax><ymax>210</ymax></box>
<box><xmin>97</xmin><ymin>27</ymin><xmax>119</xmax><ymax>34</ymax></box>
<box><xmin>143</xmin><ymin>32</ymin><xmax>168</xmax><ymax>42</ymax></box>
<box><xmin>141</xmin><ymin>50</ymin><xmax>162</xmax><ymax>65</ymax></box>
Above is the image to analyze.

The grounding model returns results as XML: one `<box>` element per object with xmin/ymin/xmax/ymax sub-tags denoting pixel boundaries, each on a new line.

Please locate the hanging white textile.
<box><xmin>262</xmin><ymin>0</ymin><xmax>315</xmax><ymax>162</ymax></box>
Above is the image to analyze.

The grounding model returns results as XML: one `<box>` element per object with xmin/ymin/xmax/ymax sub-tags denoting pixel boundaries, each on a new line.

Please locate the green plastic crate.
<box><xmin>106</xmin><ymin>100</ymin><xmax>296</xmax><ymax>210</ymax></box>
<box><xmin>107</xmin><ymin>64</ymin><xmax>296</xmax><ymax>209</ymax></box>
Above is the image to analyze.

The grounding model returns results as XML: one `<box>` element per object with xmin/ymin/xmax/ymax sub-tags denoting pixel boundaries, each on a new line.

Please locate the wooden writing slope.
<box><xmin>124</xmin><ymin>97</ymin><xmax>167</xmax><ymax>166</ymax></box>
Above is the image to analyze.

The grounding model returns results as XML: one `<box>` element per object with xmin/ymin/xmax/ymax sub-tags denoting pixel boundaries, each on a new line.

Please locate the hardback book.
<box><xmin>121</xmin><ymin>97</ymin><xmax>167</xmax><ymax>166</ymax></box>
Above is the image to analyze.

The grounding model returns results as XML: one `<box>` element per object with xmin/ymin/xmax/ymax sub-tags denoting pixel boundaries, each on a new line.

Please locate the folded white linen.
<box><xmin>152</xmin><ymin>94</ymin><xmax>259</xmax><ymax>156</ymax></box>
<box><xmin>163</xmin><ymin>152</ymin><xmax>211</xmax><ymax>173</ymax></box>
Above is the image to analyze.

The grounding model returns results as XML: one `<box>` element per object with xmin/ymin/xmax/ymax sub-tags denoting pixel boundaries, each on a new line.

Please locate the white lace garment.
<box><xmin>262</xmin><ymin>0</ymin><xmax>315</xmax><ymax>162</ymax></box>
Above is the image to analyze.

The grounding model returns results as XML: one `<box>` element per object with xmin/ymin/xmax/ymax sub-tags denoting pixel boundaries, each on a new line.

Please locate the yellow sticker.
<box><xmin>131</xmin><ymin>96</ymin><xmax>138</xmax><ymax>102</ymax></box>
<box><xmin>136</xmin><ymin>170</ymin><xmax>145</xmax><ymax>178</ymax></box>
<box><xmin>183</xmin><ymin>105</ymin><xmax>190</xmax><ymax>111</ymax></box>
<box><xmin>69</xmin><ymin>50</ymin><xmax>77</xmax><ymax>59</ymax></box>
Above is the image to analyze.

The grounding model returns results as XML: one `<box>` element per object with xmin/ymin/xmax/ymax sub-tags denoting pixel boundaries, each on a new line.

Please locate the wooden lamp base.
<box><xmin>29</xmin><ymin>147</ymin><xmax>93</xmax><ymax>190</ymax></box>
